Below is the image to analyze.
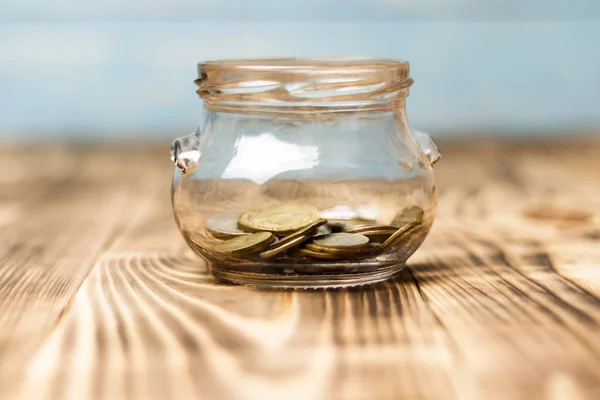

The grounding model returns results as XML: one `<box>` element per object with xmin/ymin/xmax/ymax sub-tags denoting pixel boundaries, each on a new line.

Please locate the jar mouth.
<box><xmin>200</xmin><ymin>57</ymin><xmax>408</xmax><ymax>70</ymax></box>
<box><xmin>196</xmin><ymin>57</ymin><xmax>412</xmax><ymax>114</ymax></box>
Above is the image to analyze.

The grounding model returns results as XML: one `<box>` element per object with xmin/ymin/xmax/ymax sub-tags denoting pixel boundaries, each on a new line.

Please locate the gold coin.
<box><xmin>382</xmin><ymin>221</ymin><xmax>421</xmax><ymax>248</ymax></box>
<box><xmin>275</xmin><ymin>218</ymin><xmax>327</xmax><ymax>245</ymax></box>
<box><xmin>327</xmin><ymin>219</ymin><xmax>375</xmax><ymax>232</ymax></box>
<box><xmin>345</xmin><ymin>225</ymin><xmax>398</xmax><ymax>243</ymax></box>
<box><xmin>213</xmin><ymin>232</ymin><xmax>275</xmax><ymax>256</ymax></box>
<box><xmin>259</xmin><ymin>219</ymin><xmax>327</xmax><ymax>259</ymax></box>
<box><xmin>238</xmin><ymin>203</ymin><xmax>319</xmax><ymax>235</ymax></box>
<box><xmin>346</xmin><ymin>225</ymin><xmax>398</xmax><ymax>235</ymax></box>
<box><xmin>205</xmin><ymin>213</ymin><xmax>249</xmax><ymax>239</ymax></box>
<box><xmin>260</xmin><ymin>235</ymin><xmax>308</xmax><ymax>259</ymax></box>
<box><xmin>296</xmin><ymin>248</ymin><xmax>348</xmax><ymax>260</ymax></box>
<box><xmin>305</xmin><ymin>242</ymin><xmax>365</xmax><ymax>255</ymax></box>
<box><xmin>312</xmin><ymin>232</ymin><xmax>369</xmax><ymax>250</ymax></box>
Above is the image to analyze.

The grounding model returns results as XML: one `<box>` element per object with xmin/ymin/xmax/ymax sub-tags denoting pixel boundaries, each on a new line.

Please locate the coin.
<box><xmin>213</xmin><ymin>232</ymin><xmax>275</xmax><ymax>256</ymax></box>
<box><xmin>312</xmin><ymin>232</ymin><xmax>370</xmax><ymax>250</ymax></box>
<box><xmin>327</xmin><ymin>219</ymin><xmax>375</xmax><ymax>232</ymax></box>
<box><xmin>382</xmin><ymin>221</ymin><xmax>421</xmax><ymax>248</ymax></box>
<box><xmin>260</xmin><ymin>235</ymin><xmax>309</xmax><ymax>259</ymax></box>
<box><xmin>296</xmin><ymin>248</ymin><xmax>348</xmax><ymax>260</ymax></box>
<box><xmin>275</xmin><ymin>218</ymin><xmax>328</xmax><ymax>246</ymax></box>
<box><xmin>345</xmin><ymin>225</ymin><xmax>398</xmax><ymax>243</ymax></box>
<box><xmin>205</xmin><ymin>213</ymin><xmax>249</xmax><ymax>239</ymax></box>
<box><xmin>391</xmin><ymin>206</ymin><xmax>424</xmax><ymax>227</ymax></box>
<box><xmin>346</xmin><ymin>225</ymin><xmax>398</xmax><ymax>235</ymax></box>
<box><xmin>305</xmin><ymin>242</ymin><xmax>365</xmax><ymax>255</ymax></box>
<box><xmin>260</xmin><ymin>219</ymin><xmax>327</xmax><ymax>259</ymax></box>
<box><xmin>238</xmin><ymin>203</ymin><xmax>319</xmax><ymax>235</ymax></box>
<box><xmin>343</xmin><ymin>223</ymin><xmax>375</xmax><ymax>231</ymax></box>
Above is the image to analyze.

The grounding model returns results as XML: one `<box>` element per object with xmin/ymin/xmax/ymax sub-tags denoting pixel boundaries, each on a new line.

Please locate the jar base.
<box><xmin>209</xmin><ymin>262</ymin><xmax>405</xmax><ymax>289</ymax></box>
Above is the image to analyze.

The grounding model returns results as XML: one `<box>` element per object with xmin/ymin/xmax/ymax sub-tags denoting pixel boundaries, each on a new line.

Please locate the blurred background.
<box><xmin>1</xmin><ymin>0</ymin><xmax>599</xmax><ymax>143</ymax></box>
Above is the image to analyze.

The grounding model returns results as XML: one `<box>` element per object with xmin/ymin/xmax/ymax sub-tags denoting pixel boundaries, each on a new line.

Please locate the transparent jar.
<box><xmin>171</xmin><ymin>58</ymin><xmax>440</xmax><ymax>289</ymax></box>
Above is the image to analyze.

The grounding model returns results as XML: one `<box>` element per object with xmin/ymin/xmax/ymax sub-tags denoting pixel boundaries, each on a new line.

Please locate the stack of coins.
<box><xmin>212</xmin><ymin>232</ymin><xmax>276</xmax><ymax>256</ymax></box>
<box><xmin>260</xmin><ymin>219</ymin><xmax>327</xmax><ymax>259</ymax></box>
<box><xmin>203</xmin><ymin>203</ymin><xmax>426</xmax><ymax>261</ymax></box>
<box><xmin>299</xmin><ymin>232</ymin><xmax>370</xmax><ymax>260</ymax></box>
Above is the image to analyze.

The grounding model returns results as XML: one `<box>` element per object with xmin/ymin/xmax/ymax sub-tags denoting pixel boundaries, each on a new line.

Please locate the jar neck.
<box><xmin>197</xmin><ymin>58</ymin><xmax>412</xmax><ymax>116</ymax></box>
<box><xmin>202</xmin><ymin>98</ymin><xmax>406</xmax><ymax>116</ymax></box>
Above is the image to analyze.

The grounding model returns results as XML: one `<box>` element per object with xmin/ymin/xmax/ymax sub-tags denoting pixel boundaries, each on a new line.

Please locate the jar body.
<box><xmin>171</xmin><ymin>107</ymin><xmax>438</xmax><ymax>288</ymax></box>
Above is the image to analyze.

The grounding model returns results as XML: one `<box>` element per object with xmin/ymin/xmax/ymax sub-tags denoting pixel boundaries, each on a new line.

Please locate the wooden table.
<box><xmin>1</xmin><ymin>141</ymin><xmax>599</xmax><ymax>400</ymax></box>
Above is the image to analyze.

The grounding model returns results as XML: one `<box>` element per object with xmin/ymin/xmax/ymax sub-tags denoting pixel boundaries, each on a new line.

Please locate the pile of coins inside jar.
<box><xmin>201</xmin><ymin>204</ymin><xmax>426</xmax><ymax>261</ymax></box>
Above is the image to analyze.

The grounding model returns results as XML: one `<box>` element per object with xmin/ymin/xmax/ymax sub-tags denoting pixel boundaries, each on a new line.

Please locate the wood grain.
<box><xmin>1</xmin><ymin>140</ymin><xmax>600</xmax><ymax>399</ymax></box>
<box><xmin>0</xmin><ymin>147</ymin><xmax>172</xmax><ymax>398</ymax></box>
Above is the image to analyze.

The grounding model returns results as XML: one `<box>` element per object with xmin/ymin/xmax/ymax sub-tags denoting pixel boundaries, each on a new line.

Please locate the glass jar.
<box><xmin>171</xmin><ymin>58</ymin><xmax>440</xmax><ymax>289</ymax></box>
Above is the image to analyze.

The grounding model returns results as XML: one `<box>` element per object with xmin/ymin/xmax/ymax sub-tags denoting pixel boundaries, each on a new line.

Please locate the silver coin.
<box><xmin>312</xmin><ymin>232</ymin><xmax>369</xmax><ymax>250</ymax></box>
<box><xmin>205</xmin><ymin>213</ymin><xmax>249</xmax><ymax>239</ymax></box>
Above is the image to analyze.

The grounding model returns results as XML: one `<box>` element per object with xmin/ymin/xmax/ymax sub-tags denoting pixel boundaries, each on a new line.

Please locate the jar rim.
<box><xmin>196</xmin><ymin>57</ymin><xmax>412</xmax><ymax>114</ymax></box>
<box><xmin>199</xmin><ymin>57</ymin><xmax>409</xmax><ymax>71</ymax></box>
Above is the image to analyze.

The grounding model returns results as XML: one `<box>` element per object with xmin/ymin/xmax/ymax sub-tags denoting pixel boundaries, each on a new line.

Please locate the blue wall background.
<box><xmin>1</xmin><ymin>1</ymin><xmax>599</xmax><ymax>141</ymax></box>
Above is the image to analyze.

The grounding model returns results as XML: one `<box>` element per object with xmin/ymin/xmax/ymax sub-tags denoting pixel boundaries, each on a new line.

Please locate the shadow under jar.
<box><xmin>171</xmin><ymin>58</ymin><xmax>440</xmax><ymax>289</ymax></box>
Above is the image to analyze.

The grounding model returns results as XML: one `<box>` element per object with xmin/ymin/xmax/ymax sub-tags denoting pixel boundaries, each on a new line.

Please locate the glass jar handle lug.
<box><xmin>170</xmin><ymin>132</ymin><xmax>201</xmax><ymax>175</ymax></box>
<box><xmin>413</xmin><ymin>130</ymin><xmax>441</xmax><ymax>166</ymax></box>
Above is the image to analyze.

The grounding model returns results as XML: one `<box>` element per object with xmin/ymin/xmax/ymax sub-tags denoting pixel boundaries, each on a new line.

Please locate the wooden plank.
<box><xmin>0</xmin><ymin>147</ymin><xmax>171</xmax><ymax>398</ymax></box>
<box><xmin>411</xmin><ymin>226</ymin><xmax>600</xmax><ymax>400</ymax></box>
<box><xmin>21</xmin><ymin>255</ymin><xmax>458</xmax><ymax>400</ymax></box>
<box><xmin>4</xmin><ymin>140</ymin><xmax>600</xmax><ymax>399</ymax></box>
<box><xmin>407</xmin><ymin>139</ymin><xmax>600</xmax><ymax>399</ymax></box>
<box><xmin>15</xmin><ymin>146</ymin><xmax>459</xmax><ymax>399</ymax></box>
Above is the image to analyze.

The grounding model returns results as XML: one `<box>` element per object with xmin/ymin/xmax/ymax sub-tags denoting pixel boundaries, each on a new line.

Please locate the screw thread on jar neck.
<box><xmin>195</xmin><ymin>58</ymin><xmax>412</xmax><ymax>115</ymax></box>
